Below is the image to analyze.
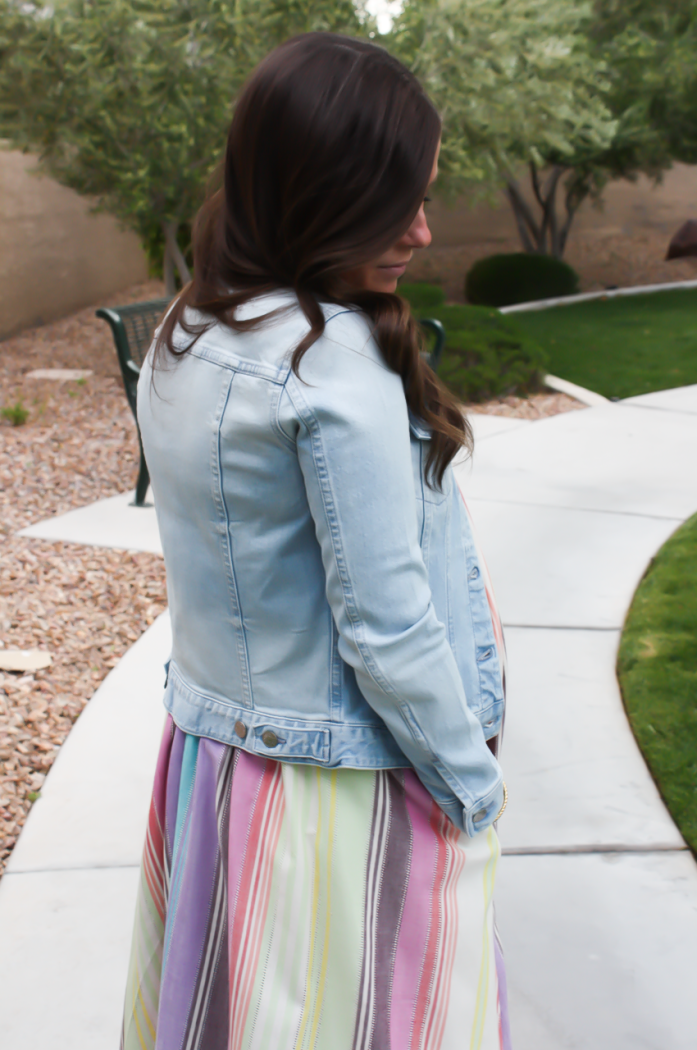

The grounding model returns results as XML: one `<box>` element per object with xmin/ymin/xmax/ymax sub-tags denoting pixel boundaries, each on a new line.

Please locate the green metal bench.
<box><xmin>97</xmin><ymin>298</ymin><xmax>445</xmax><ymax>508</ymax></box>
<box><xmin>421</xmin><ymin>318</ymin><xmax>446</xmax><ymax>372</ymax></box>
<box><xmin>96</xmin><ymin>298</ymin><xmax>172</xmax><ymax>506</ymax></box>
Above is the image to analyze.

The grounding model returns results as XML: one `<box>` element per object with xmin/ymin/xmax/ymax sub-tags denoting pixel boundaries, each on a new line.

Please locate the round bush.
<box><xmin>465</xmin><ymin>253</ymin><xmax>579</xmax><ymax>308</ymax></box>
<box><xmin>399</xmin><ymin>282</ymin><xmax>445</xmax><ymax>310</ymax></box>
<box><xmin>407</xmin><ymin>300</ymin><xmax>548</xmax><ymax>403</ymax></box>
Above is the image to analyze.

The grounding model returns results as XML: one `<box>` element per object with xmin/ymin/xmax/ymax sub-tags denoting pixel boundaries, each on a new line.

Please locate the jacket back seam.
<box><xmin>211</xmin><ymin>372</ymin><xmax>254</xmax><ymax>706</ymax></box>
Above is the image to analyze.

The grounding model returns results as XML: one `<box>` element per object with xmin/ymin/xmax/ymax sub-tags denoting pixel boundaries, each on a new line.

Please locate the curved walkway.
<box><xmin>2</xmin><ymin>389</ymin><xmax>697</xmax><ymax>1048</ymax></box>
<box><xmin>459</xmin><ymin>386</ymin><xmax>697</xmax><ymax>1049</ymax></box>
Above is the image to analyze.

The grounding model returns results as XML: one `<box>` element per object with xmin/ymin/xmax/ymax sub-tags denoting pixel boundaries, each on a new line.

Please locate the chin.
<box><xmin>368</xmin><ymin>276</ymin><xmax>399</xmax><ymax>294</ymax></box>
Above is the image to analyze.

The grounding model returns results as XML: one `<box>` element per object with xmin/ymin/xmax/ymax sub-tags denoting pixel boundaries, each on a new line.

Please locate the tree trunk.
<box><xmin>163</xmin><ymin>238</ymin><xmax>176</xmax><ymax>296</ymax></box>
<box><xmin>506</xmin><ymin>165</ymin><xmax>585</xmax><ymax>259</ymax></box>
<box><xmin>557</xmin><ymin>177</ymin><xmax>589</xmax><ymax>258</ymax></box>
<box><xmin>505</xmin><ymin>179</ymin><xmax>541</xmax><ymax>254</ymax></box>
<box><xmin>162</xmin><ymin>220</ymin><xmax>192</xmax><ymax>295</ymax></box>
<box><xmin>530</xmin><ymin>164</ymin><xmax>564</xmax><ymax>256</ymax></box>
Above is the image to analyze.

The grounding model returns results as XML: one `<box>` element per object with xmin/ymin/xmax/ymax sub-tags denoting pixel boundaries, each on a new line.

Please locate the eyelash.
<box><xmin>424</xmin><ymin>196</ymin><xmax>432</xmax><ymax>203</ymax></box>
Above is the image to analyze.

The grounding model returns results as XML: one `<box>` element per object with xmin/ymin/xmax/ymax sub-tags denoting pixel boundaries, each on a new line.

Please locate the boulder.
<box><xmin>666</xmin><ymin>219</ymin><xmax>697</xmax><ymax>259</ymax></box>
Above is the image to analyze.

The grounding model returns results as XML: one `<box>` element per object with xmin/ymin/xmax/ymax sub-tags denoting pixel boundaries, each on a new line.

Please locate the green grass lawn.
<box><xmin>512</xmin><ymin>288</ymin><xmax>697</xmax><ymax>399</ymax></box>
<box><xmin>617</xmin><ymin>513</ymin><xmax>697</xmax><ymax>854</ymax></box>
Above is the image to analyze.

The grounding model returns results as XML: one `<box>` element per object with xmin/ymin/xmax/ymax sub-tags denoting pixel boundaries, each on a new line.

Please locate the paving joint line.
<box><xmin>3</xmin><ymin>862</ymin><xmax>141</xmax><ymax>876</ymax></box>
<box><xmin>502</xmin><ymin>623</ymin><xmax>620</xmax><ymax>632</ymax></box>
<box><xmin>617</xmin><ymin>402</ymin><xmax>697</xmax><ymax>418</ymax></box>
<box><xmin>10</xmin><ymin>846</ymin><xmax>687</xmax><ymax>872</ymax></box>
<box><xmin>502</xmin><ymin>843</ymin><xmax>689</xmax><ymax>856</ymax></box>
<box><xmin>464</xmin><ymin>496</ymin><xmax>684</xmax><ymax>524</ymax></box>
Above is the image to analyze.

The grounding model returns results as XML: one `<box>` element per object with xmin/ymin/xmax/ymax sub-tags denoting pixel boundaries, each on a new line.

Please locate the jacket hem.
<box><xmin>165</xmin><ymin>662</ymin><xmax>412</xmax><ymax>769</ymax></box>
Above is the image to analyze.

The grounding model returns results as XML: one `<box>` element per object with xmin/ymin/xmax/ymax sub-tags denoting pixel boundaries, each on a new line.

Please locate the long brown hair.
<box><xmin>157</xmin><ymin>32</ymin><xmax>471</xmax><ymax>485</ymax></box>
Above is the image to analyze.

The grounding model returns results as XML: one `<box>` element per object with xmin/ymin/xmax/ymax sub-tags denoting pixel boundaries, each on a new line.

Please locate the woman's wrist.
<box><xmin>495</xmin><ymin>781</ymin><xmax>508</xmax><ymax>822</ymax></box>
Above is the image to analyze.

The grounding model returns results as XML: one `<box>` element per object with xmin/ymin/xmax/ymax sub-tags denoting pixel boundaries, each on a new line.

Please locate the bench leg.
<box><xmin>133</xmin><ymin>440</ymin><xmax>150</xmax><ymax>507</ymax></box>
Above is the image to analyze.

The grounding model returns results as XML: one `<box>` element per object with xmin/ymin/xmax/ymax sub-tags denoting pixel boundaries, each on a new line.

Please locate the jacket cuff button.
<box><xmin>262</xmin><ymin>730</ymin><xmax>279</xmax><ymax>748</ymax></box>
<box><xmin>234</xmin><ymin>720</ymin><xmax>247</xmax><ymax>740</ymax></box>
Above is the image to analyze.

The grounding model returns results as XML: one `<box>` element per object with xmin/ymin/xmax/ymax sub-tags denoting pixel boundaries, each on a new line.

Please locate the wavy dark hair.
<box><xmin>157</xmin><ymin>32</ymin><xmax>472</xmax><ymax>484</ymax></box>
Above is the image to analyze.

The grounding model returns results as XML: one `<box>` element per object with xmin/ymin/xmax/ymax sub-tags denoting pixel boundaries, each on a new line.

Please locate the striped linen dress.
<box><xmin>121</xmin><ymin>716</ymin><xmax>511</xmax><ymax>1050</ymax></box>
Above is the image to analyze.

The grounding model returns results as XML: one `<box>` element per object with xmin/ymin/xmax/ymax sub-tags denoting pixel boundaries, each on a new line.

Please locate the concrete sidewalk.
<box><xmin>3</xmin><ymin>391</ymin><xmax>697</xmax><ymax>1048</ymax></box>
<box><xmin>456</xmin><ymin>387</ymin><xmax>697</xmax><ymax>1048</ymax></box>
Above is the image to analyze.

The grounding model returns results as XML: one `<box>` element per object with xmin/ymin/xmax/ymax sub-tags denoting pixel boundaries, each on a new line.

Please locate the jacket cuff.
<box><xmin>435</xmin><ymin>781</ymin><xmax>505</xmax><ymax>838</ymax></box>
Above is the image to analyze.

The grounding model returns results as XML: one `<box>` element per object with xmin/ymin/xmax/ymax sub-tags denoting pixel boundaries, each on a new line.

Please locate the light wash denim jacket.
<box><xmin>138</xmin><ymin>292</ymin><xmax>504</xmax><ymax>836</ymax></box>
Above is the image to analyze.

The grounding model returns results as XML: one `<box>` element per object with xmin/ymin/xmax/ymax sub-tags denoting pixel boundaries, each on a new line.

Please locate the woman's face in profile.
<box><xmin>340</xmin><ymin>143</ymin><xmax>439</xmax><ymax>295</ymax></box>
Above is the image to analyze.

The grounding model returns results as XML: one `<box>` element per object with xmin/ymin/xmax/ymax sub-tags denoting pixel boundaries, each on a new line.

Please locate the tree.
<box><xmin>4</xmin><ymin>0</ymin><xmax>677</xmax><ymax>270</ymax></box>
<box><xmin>389</xmin><ymin>0</ymin><xmax>670</xmax><ymax>258</ymax></box>
<box><xmin>590</xmin><ymin>0</ymin><xmax>697</xmax><ymax>167</ymax></box>
<box><xmin>0</xmin><ymin>0</ymin><xmax>368</xmax><ymax>292</ymax></box>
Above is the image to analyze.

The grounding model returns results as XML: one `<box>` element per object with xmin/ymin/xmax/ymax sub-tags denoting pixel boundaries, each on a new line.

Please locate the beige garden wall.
<box><xmin>427</xmin><ymin>163</ymin><xmax>697</xmax><ymax>250</ymax></box>
<box><xmin>0</xmin><ymin>149</ymin><xmax>148</xmax><ymax>340</ymax></box>
<box><xmin>2</xmin><ymin>147</ymin><xmax>696</xmax><ymax>339</ymax></box>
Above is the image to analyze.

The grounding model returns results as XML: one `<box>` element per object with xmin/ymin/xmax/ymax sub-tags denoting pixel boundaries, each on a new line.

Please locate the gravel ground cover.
<box><xmin>0</xmin><ymin>280</ymin><xmax>169</xmax><ymax>875</ymax></box>
<box><xmin>467</xmin><ymin>392</ymin><xmax>582</xmax><ymax>418</ymax></box>
<box><xmin>0</xmin><ymin>279</ymin><xmax>581</xmax><ymax>876</ymax></box>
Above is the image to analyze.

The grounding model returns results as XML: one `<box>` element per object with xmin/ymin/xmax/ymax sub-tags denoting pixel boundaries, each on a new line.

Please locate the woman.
<box><xmin>122</xmin><ymin>32</ymin><xmax>510</xmax><ymax>1050</ymax></box>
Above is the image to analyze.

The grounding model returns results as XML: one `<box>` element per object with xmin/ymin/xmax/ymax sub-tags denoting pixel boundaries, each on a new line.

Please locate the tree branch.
<box><xmin>558</xmin><ymin>177</ymin><xmax>589</xmax><ymax>256</ymax></box>
<box><xmin>543</xmin><ymin>166</ymin><xmax>565</xmax><ymax>258</ymax></box>
<box><xmin>506</xmin><ymin>178</ymin><xmax>541</xmax><ymax>253</ymax></box>
<box><xmin>530</xmin><ymin>162</ymin><xmax>545</xmax><ymax>209</ymax></box>
<box><xmin>163</xmin><ymin>237</ymin><xmax>176</xmax><ymax>297</ymax></box>
<box><xmin>163</xmin><ymin>219</ymin><xmax>192</xmax><ymax>291</ymax></box>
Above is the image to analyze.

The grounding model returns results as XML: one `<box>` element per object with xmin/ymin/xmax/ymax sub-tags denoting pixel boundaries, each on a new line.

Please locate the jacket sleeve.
<box><xmin>285</xmin><ymin>310</ymin><xmax>504</xmax><ymax>836</ymax></box>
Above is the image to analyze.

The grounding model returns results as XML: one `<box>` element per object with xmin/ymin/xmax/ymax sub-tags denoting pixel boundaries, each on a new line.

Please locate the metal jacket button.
<box><xmin>262</xmin><ymin>730</ymin><xmax>279</xmax><ymax>748</ymax></box>
<box><xmin>234</xmin><ymin>720</ymin><xmax>247</xmax><ymax>739</ymax></box>
<box><xmin>473</xmin><ymin>809</ymin><xmax>487</xmax><ymax>822</ymax></box>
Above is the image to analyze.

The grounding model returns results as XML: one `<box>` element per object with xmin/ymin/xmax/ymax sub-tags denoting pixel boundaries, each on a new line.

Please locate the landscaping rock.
<box><xmin>0</xmin><ymin>651</ymin><xmax>52</xmax><ymax>672</ymax></box>
<box><xmin>25</xmin><ymin>369</ymin><xmax>93</xmax><ymax>382</ymax></box>
<box><xmin>666</xmin><ymin>220</ymin><xmax>697</xmax><ymax>260</ymax></box>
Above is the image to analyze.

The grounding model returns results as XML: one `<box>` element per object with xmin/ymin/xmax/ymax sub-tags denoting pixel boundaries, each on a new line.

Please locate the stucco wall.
<box><xmin>427</xmin><ymin>163</ymin><xmax>697</xmax><ymax>249</ymax></box>
<box><xmin>2</xmin><ymin>147</ymin><xmax>696</xmax><ymax>338</ymax></box>
<box><xmin>0</xmin><ymin>150</ymin><xmax>148</xmax><ymax>340</ymax></box>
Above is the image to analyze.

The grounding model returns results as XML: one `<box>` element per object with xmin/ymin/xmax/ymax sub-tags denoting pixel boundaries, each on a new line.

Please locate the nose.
<box><xmin>400</xmin><ymin>204</ymin><xmax>432</xmax><ymax>250</ymax></box>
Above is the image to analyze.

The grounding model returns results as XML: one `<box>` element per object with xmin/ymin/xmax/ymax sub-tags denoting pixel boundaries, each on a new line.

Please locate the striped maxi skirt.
<box><xmin>121</xmin><ymin>716</ymin><xmax>511</xmax><ymax>1050</ymax></box>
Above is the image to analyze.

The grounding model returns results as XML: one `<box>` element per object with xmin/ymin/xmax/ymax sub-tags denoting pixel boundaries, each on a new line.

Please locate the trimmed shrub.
<box><xmin>398</xmin><ymin>282</ymin><xmax>445</xmax><ymax>310</ymax></box>
<box><xmin>465</xmin><ymin>252</ymin><xmax>579</xmax><ymax>308</ymax></box>
<box><xmin>431</xmin><ymin>305</ymin><xmax>548</xmax><ymax>402</ymax></box>
<box><xmin>399</xmin><ymin>285</ymin><xmax>548</xmax><ymax>402</ymax></box>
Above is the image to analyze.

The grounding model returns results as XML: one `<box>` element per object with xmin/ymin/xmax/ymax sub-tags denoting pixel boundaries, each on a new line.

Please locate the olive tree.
<box><xmin>590</xmin><ymin>0</ymin><xmax>697</xmax><ymax>167</ymax></box>
<box><xmin>0</xmin><ymin>0</ymin><xmax>368</xmax><ymax>292</ymax></box>
<box><xmin>390</xmin><ymin>0</ymin><xmax>670</xmax><ymax>258</ymax></box>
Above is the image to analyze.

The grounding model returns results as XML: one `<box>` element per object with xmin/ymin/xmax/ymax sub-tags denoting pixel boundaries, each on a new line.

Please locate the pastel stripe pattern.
<box><xmin>122</xmin><ymin>717</ymin><xmax>511</xmax><ymax>1050</ymax></box>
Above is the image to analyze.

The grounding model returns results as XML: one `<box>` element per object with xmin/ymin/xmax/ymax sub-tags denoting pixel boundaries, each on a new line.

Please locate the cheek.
<box><xmin>340</xmin><ymin>264</ymin><xmax>370</xmax><ymax>290</ymax></box>
<box><xmin>341</xmin><ymin>263</ymin><xmax>401</xmax><ymax>294</ymax></box>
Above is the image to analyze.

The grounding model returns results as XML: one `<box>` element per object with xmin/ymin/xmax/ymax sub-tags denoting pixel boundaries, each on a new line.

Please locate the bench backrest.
<box><xmin>96</xmin><ymin>298</ymin><xmax>172</xmax><ymax>417</ymax></box>
<box><xmin>98</xmin><ymin>298</ymin><xmax>444</xmax><ymax>422</ymax></box>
